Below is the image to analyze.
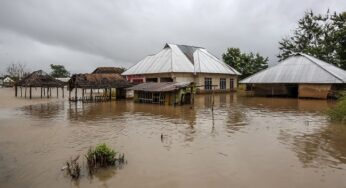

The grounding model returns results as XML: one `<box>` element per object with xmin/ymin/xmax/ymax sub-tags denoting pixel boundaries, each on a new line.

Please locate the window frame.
<box><xmin>204</xmin><ymin>78</ymin><xmax>212</xmax><ymax>90</ymax></box>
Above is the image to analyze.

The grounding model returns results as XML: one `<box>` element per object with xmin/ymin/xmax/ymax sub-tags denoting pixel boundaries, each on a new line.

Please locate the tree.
<box><xmin>50</xmin><ymin>64</ymin><xmax>70</xmax><ymax>78</ymax></box>
<box><xmin>278</xmin><ymin>10</ymin><xmax>346</xmax><ymax>69</ymax></box>
<box><xmin>222</xmin><ymin>48</ymin><xmax>268</xmax><ymax>79</ymax></box>
<box><xmin>6</xmin><ymin>63</ymin><xmax>27</xmax><ymax>80</ymax></box>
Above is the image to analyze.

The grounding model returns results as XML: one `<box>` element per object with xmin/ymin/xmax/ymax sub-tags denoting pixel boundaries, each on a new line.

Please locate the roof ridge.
<box><xmin>300</xmin><ymin>53</ymin><xmax>345</xmax><ymax>83</ymax></box>
<box><xmin>198</xmin><ymin>49</ymin><xmax>241</xmax><ymax>75</ymax></box>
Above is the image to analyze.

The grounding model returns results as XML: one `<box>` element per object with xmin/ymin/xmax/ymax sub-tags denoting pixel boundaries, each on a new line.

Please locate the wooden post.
<box><xmin>25</xmin><ymin>87</ymin><xmax>27</xmax><ymax>98</ymax></box>
<box><xmin>15</xmin><ymin>86</ymin><xmax>17</xmax><ymax>97</ymax></box>
<box><xmin>29</xmin><ymin>87</ymin><xmax>32</xmax><ymax>99</ymax></box>
<box><xmin>90</xmin><ymin>89</ymin><xmax>93</xmax><ymax>102</ymax></box>
<box><xmin>109</xmin><ymin>88</ymin><xmax>112</xmax><ymax>101</ymax></box>
<box><xmin>75</xmin><ymin>86</ymin><xmax>77</xmax><ymax>101</ymax></box>
<box><xmin>20</xmin><ymin>87</ymin><xmax>22</xmax><ymax>97</ymax></box>
<box><xmin>82</xmin><ymin>88</ymin><xmax>84</xmax><ymax>102</ymax></box>
<box><xmin>50</xmin><ymin>88</ymin><xmax>52</xmax><ymax>98</ymax></box>
<box><xmin>40</xmin><ymin>87</ymin><xmax>42</xmax><ymax>98</ymax></box>
<box><xmin>47</xmin><ymin>87</ymin><xmax>49</xmax><ymax>98</ymax></box>
<box><xmin>69</xmin><ymin>88</ymin><xmax>71</xmax><ymax>101</ymax></box>
<box><xmin>62</xmin><ymin>87</ymin><xmax>64</xmax><ymax>98</ymax></box>
<box><xmin>56</xmin><ymin>87</ymin><xmax>59</xmax><ymax>98</ymax></box>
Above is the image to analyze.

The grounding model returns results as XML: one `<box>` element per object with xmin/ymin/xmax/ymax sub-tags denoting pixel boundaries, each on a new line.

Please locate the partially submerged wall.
<box><xmin>298</xmin><ymin>84</ymin><xmax>331</xmax><ymax>99</ymax></box>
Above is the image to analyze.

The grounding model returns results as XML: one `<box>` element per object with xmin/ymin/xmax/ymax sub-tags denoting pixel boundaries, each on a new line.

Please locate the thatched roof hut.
<box><xmin>16</xmin><ymin>70</ymin><xmax>65</xmax><ymax>87</ymax></box>
<box><xmin>92</xmin><ymin>67</ymin><xmax>125</xmax><ymax>74</ymax></box>
<box><xmin>15</xmin><ymin>70</ymin><xmax>65</xmax><ymax>99</ymax></box>
<box><xmin>68</xmin><ymin>73</ymin><xmax>131</xmax><ymax>90</ymax></box>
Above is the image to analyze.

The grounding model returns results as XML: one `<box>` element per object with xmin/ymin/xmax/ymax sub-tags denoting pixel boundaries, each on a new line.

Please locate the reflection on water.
<box><xmin>279</xmin><ymin>122</ymin><xmax>346</xmax><ymax>169</ymax></box>
<box><xmin>0</xmin><ymin>88</ymin><xmax>346</xmax><ymax>188</ymax></box>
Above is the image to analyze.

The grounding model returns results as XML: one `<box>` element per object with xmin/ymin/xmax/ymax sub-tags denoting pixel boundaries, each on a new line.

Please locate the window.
<box><xmin>220</xmin><ymin>78</ymin><xmax>226</xmax><ymax>90</ymax></box>
<box><xmin>146</xmin><ymin>78</ymin><xmax>158</xmax><ymax>82</ymax></box>
<box><xmin>205</xmin><ymin>78</ymin><xmax>212</xmax><ymax>90</ymax></box>
<box><xmin>160</xmin><ymin>77</ymin><xmax>173</xmax><ymax>82</ymax></box>
<box><xmin>230</xmin><ymin>78</ymin><xmax>234</xmax><ymax>89</ymax></box>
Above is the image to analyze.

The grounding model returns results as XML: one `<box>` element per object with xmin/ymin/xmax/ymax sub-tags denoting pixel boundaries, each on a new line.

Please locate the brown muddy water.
<box><xmin>0</xmin><ymin>88</ymin><xmax>346</xmax><ymax>188</ymax></box>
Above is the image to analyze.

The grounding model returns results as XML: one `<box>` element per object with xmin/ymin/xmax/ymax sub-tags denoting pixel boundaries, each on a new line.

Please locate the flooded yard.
<box><xmin>0</xmin><ymin>87</ymin><xmax>346</xmax><ymax>188</ymax></box>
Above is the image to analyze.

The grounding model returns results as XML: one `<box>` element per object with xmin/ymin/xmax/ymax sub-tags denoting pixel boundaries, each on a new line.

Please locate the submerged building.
<box><xmin>68</xmin><ymin>67</ymin><xmax>132</xmax><ymax>102</ymax></box>
<box><xmin>129</xmin><ymin>82</ymin><xmax>195</xmax><ymax>105</ymax></box>
<box><xmin>240</xmin><ymin>53</ymin><xmax>346</xmax><ymax>99</ymax></box>
<box><xmin>122</xmin><ymin>43</ymin><xmax>240</xmax><ymax>93</ymax></box>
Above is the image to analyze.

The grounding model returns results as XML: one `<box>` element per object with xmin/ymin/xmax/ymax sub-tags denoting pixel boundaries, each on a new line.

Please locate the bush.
<box><xmin>327</xmin><ymin>96</ymin><xmax>346</xmax><ymax>123</ymax></box>
<box><xmin>85</xmin><ymin>143</ymin><xmax>125</xmax><ymax>173</ymax></box>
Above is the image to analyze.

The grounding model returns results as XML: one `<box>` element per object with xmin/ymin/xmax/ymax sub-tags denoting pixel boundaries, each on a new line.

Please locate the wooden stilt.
<box><xmin>82</xmin><ymin>88</ymin><xmax>84</xmax><ymax>102</ymax></box>
<box><xmin>56</xmin><ymin>87</ymin><xmax>59</xmax><ymax>98</ymax></box>
<box><xmin>62</xmin><ymin>87</ymin><xmax>64</xmax><ymax>98</ymax></box>
<box><xmin>29</xmin><ymin>87</ymin><xmax>32</xmax><ymax>99</ymax></box>
<box><xmin>109</xmin><ymin>88</ymin><xmax>112</xmax><ymax>101</ymax></box>
<box><xmin>75</xmin><ymin>86</ymin><xmax>77</xmax><ymax>101</ymax></box>
<box><xmin>20</xmin><ymin>87</ymin><xmax>22</xmax><ymax>97</ymax></box>
<box><xmin>47</xmin><ymin>87</ymin><xmax>49</xmax><ymax>98</ymax></box>
<box><xmin>90</xmin><ymin>89</ymin><xmax>93</xmax><ymax>102</ymax></box>
<box><xmin>41</xmin><ymin>87</ymin><xmax>42</xmax><ymax>98</ymax></box>
<box><xmin>25</xmin><ymin>87</ymin><xmax>27</xmax><ymax>98</ymax></box>
<box><xmin>15</xmin><ymin>86</ymin><xmax>17</xmax><ymax>97</ymax></box>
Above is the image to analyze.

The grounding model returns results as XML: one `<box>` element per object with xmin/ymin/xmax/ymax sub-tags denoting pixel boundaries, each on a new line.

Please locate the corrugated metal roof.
<box><xmin>128</xmin><ymin>82</ymin><xmax>192</xmax><ymax>92</ymax></box>
<box><xmin>240</xmin><ymin>53</ymin><xmax>346</xmax><ymax>84</ymax></box>
<box><xmin>122</xmin><ymin>44</ymin><xmax>240</xmax><ymax>75</ymax></box>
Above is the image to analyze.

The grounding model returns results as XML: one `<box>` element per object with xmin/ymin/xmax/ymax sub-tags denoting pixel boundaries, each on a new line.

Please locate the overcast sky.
<box><xmin>0</xmin><ymin>0</ymin><xmax>345</xmax><ymax>74</ymax></box>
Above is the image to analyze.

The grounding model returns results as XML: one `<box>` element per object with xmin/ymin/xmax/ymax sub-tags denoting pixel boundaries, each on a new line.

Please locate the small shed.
<box><xmin>2</xmin><ymin>76</ymin><xmax>15</xmax><ymax>87</ymax></box>
<box><xmin>240</xmin><ymin>53</ymin><xmax>346</xmax><ymax>99</ymax></box>
<box><xmin>128</xmin><ymin>82</ymin><xmax>195</xmax><ymax>105</ymax></box>
<box><xmin>67</xmin><ymin>73</ymin><xmax>132</xmax><ymax>102</ymax></box>
<box><xmin>15</xmin><ymin>70</ymin><xmax>65</xmax><ymax>99</ymax></box>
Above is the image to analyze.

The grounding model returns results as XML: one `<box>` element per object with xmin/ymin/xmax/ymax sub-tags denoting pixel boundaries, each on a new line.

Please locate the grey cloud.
<box><xmin>0</xmin><ymin>0</ymin><xmax>345</xmax><ymax>74</ymax></box>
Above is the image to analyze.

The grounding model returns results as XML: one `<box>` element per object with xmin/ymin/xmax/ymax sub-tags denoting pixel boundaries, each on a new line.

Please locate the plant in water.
<box><xmin>64</xmin><ymin>155</ymin><xmax>81</xmax><ymax>180</ymax></box>
<box><xmin>327</xmin><ymin>94</ymin><xmax>346</xmax><ymax>123</ymax></box>
<box><xmin>85</xmin><ymin>143</ymin><xmax>125</xmax><ymax>173</ymax></box>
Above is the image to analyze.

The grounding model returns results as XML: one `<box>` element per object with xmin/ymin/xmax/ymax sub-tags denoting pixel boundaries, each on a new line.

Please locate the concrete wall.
<box><xmin>194</xmin><ymin>73</ymin><xmax>237</xmax><ymax>93</ymax></box>
<box><xmin>137</xmin><ymin>72</ymin><xmax>237</xmax><ymax>93</ymax></box>
<box><xmin>298</xmin><ymin>84</ymin><xmax>331</xmax><ymax>99</ymax></box>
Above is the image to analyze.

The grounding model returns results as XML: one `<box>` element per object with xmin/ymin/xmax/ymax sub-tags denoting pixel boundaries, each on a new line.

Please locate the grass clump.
<box><xmin>327</xmin><ymin>95</ymin><xmax>346</xmax><ymax>123</ymax></box>
<box><xmin>86</xmin><ymin>143</ymin><xmax>125</xmax><ymax>173</ymax></box>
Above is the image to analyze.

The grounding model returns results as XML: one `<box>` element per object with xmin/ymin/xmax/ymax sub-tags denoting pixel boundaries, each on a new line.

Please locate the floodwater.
<box><xmin>0</xmin><ymin>87</ymin><xmax>346</xmax><ymax>188</ymax></box>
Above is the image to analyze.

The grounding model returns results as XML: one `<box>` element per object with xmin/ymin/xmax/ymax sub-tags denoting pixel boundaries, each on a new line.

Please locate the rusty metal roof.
<box><xmin>128</xmin><ymin>82</ymin><xmax>192</xmax><ymax>92</ymax></box>
<box><xmin>240</xmin><ymin>53</ymin><xmax>346</xmax><ymax>84</ymax></box>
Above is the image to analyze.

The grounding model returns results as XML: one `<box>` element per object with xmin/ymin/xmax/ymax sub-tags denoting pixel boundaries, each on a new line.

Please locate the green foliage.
<box><xmin>327</xmin><ymin>93</ymin><xmax>346</xmax><ymax>123</ymax></box>
<box><xmin>222</xmin><ymin>48</ymin><xmax>268</xmax><ymax>79</ymax></box>
<box><xmin>50</xmin><ymin>64</ymin><xmax>70</xmax><ymax>78</ymax></box>
<box><xmin>278</xmin><ymin>10</ymin><xmax>346</xmax><ymax>69</ymax></box>
<box><xmin>85</xmin><ymin>143</ymin><xmax>125</xmax><ymax>173</ymax></box>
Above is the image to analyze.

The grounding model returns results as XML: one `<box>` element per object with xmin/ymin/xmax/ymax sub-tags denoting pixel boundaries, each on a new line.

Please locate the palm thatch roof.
<box><xmin>16</xmin><ymin>70</ymin><xmax>65</xmax><ymax>87</ymax></box>
<box><xmin>92</xmin><ymin>67</ymin><xmax>125</xmax><ymax>74</ymax></box>
<box><xmin>68</xmin><ymin>73</ymin><xmax>132</xmax><ymax>90</ymax></box>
